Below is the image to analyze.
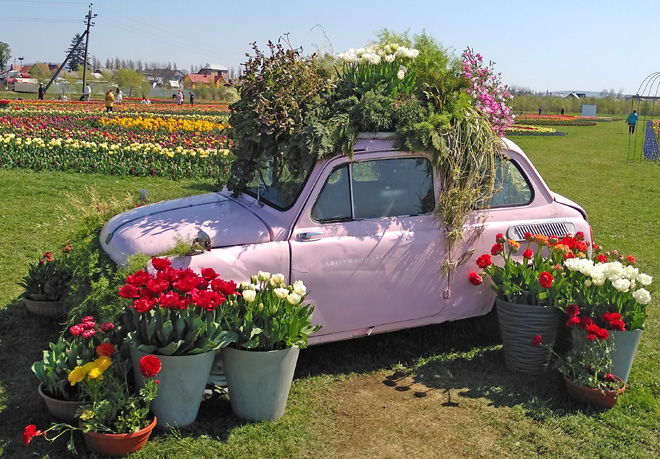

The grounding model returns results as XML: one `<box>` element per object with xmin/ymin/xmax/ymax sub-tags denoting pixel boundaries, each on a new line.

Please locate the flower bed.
<box><xmin>514</xmin><ymin>115</ymin><xmax>597</xmax><ymax>126</ymax></box>
<box><xmin>0</xmin><ymin>101</ymin><xmax>233</xmax><ymax>179</ymax></box>
<box><xmin>505</xmin><ymin>124</ymin><xmax>567</xmax><ymax>136</ymax></box>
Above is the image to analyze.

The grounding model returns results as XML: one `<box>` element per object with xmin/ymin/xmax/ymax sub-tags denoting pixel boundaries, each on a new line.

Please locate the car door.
<box><xmin>289</xmin><ymin>154</ymin><xmax>447</xmax><ymax>340</ymax></box>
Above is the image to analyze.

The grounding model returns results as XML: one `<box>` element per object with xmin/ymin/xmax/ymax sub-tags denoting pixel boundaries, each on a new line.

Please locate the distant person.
<box><xmin>538</xmin><ymin>107</ymin><xmax>542</xmax><ymax>115</ymax></box>
<box><xmin>116</xmin><ymin>87</ymin><xmax>123</xmax><ymax>103</ymax></box>
<box><xmin>84</xmin><ymin>84</ymin><xmax>91</xmax><ymax>101</ymax></box>
<box><xmin>177</xmin><ymin>89</ymin><xmax>184</xmax><ymax>106</ymax></box>
<box><xmin>626</xmin><ymin>109</ymin><xmax>639</xmax><ymax>134</ymax></box>
<box><xmin>561</xmin><ymin>108</ymin><xmax>565</xmax><ymax>115</ymax></box>
<box><xmin>38</xmin><ymin>83</ymin><xmax>44</xmax><ymax>100</ymax></box>
<box><xmin>189</xmin><ymin>91</ymin><xmax>194</xmax><ymax>105</ymax></box>
<box><xmin>105</xmin><ymin>89</ymin><xmax>115</xmax><ymax>113</ymax></box>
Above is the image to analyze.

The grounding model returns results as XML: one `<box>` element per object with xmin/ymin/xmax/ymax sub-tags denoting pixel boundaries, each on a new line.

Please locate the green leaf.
<box><xmin>157</xmin><ymin>340</ymin><xmax>184</xmax><ymax>356</ymax></box>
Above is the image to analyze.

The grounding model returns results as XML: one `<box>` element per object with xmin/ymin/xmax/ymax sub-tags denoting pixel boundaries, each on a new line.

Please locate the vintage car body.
<box><xmin>101</xmin><ymin>136</ymin><xmax>591</xmax><ymax>345</ymax></box>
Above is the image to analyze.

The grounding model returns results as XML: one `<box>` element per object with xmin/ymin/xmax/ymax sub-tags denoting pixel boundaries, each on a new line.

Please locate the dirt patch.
<box><xmin>308</xmin><ymin>371</ymin><xmax>503</xmax><ymax>459</ymax></box>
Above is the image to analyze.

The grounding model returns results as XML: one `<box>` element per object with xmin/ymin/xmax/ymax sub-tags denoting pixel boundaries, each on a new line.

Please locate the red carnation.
<box><xmin>566</xmin><ymin>316</ymin><xmax>580</xmax><ymax>327</ymax></box>
<box><xmin>596</xmin><ymin>328</ymin><xmax>609</xmax><ymax>341</ymax></box>
<box><xmin>469</xmin><ymin>272</ymin><xmax>483</xmax><ymax>286</ymax></box>
<box><xmin>139</xmin><ymin>354</ymin><xmax>162</xmax><ymax>378</ymax></box>
<box><xmin>158</xmin><ymin>290</ymin><xmax>181</xmax><ymax>309</ymax></box>
<box><xmin>627</xmin><ymin>254</ymin><xmax>636</xmax><ymax>264</ymax></box>
<box><xmin>146</xmin><ymin>278</ymin><xmax>170</xmax><ymax>294</ymax></box>
<box><xmin>575</xmin><ymin>231</ymin><xmax>585</xmax><ymax>241</ymax></box>
<box><xmin>96</xmin><ymin>342</ymin><xmax>116</xmax><ymax>357</ymax></box>
<box><xmin>133</xmin><ymin>296</ymin><xmax>157</xmax><ymax>313</ymax></box>
<box><xmin>523</xmin><ymin>248</ymin><xmax>533</xmax><ymax>259</ymax></box>
<box><xmin>579</xmin><ymin>316</ymin><xmax>594</xmax><ymax>329</ymax></box>
<box><xmin>495</xmin><ymin>233</ymin><xmax>505</xmax><ymax>243</ymax></box>
<box><xmin>531</xmin><ymin>335</ymin><xmax>542</xmax><ymax>346</ymax></box>
<box><xmin>538</xmin><ymin>271</ymin><xmax>554</xmax><ymax>289</ymax></box>
<box><xmin>605</xmin><ymin>373</ymin><xmax>616</xmax><ymax>382</ymax></box>
<box><xmin>566</xmin><ymin>304</ymin><xmax>579</xmax><ymax>317</ymax></box>
<box><xmin>491</xmin><ymin>243</ymin><xmax>504</xmax><ymax>256</ymax></box>
<box><xmin>476</xmin><ymin>254</ymin><xmax>492</xmax><ymax>268</ymax></box>
<box><xmin>524</xmin><ymin>232</ymin><xmax>535</xmax><ymax>242</ymax></box>
<box><xmin>151</xmin><ymin>257</ymin><xmax>171</xmax><ymax>271</ymax></box>
<box><xmin>21</xmin><ymin>425</ymin><xmax>43</xmax><ymax>445</ymax></box>
<box><xmin>597</xmin><ymin>254</ymin><xmax>608</xmax><ymax>264</ymax></box>
<box><xmin>174</xmin><ymin>274</ymin><xmax>202</xmax><ymax>293</ymax></box>
<box><xmin>126</xmin><ymin>269</ymin><xmax>151</xmax><ymax>286</ymax></box>
<box><xmin>609</xmin><ymin>319</ymin><xmax>626</xmax><ymax>331</ymax></box>
<box><xmin>586</xmin><ymin>333</ymin><xmax>597</xmax><ymax>342</ymax></box>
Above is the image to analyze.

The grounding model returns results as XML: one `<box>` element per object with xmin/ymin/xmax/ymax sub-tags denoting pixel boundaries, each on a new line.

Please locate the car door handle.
<box><xmin>297</xmin><ymin>231</ymin><xmax>324</xmax><ymax>240</ymax></box>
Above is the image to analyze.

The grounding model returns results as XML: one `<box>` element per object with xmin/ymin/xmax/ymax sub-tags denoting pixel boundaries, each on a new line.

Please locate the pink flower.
<box><xmin>531</xmin><ymin>335</ymin><xmax>542</xmax><ymax>346</ymax></box>
<box><xmin>469</xmin><ymin>272</ymin><xmax>483</xmax><ymax>286</ymax></box>
<box><xmin>100</xmin><ymin>322</ymin><xmax>115</xmax><ymax>332</ymax></box>
<box><xmin>69</xmin><ymin>324</ymin><xmax>84</xmax><ymax>336</ymax></box>
<box><xmin>82</xmin><ymin>329</ymin><xmax>96</xmax><ymax>339</ymax></box>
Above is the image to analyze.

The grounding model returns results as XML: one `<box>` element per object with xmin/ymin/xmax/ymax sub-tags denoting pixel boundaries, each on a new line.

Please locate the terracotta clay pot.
<box><xmin>563</xmin><ymin>375</ymin><xmax>626</xmax><ymax>408</ymax></box>
<box><xmin>83</xmin><ymin>417</ymin><xmax>156</xmax><ymax>457</ymax></box>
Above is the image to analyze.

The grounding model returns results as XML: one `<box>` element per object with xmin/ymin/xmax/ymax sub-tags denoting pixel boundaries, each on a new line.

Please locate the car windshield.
<box><xmin>245</xmin><ymin>157</ymin><xmax>315</xmax><ymax>210</ymax></box>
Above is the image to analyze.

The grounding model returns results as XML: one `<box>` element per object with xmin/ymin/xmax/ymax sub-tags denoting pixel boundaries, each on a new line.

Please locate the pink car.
<box><xmin>101</xmin><ymin>136</ymin><xmax>591</xmax><ymax>345</ymax></box>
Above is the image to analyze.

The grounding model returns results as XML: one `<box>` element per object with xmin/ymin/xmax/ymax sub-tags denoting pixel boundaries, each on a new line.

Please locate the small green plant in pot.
<box><xmin>20</xmin><ymin>249</ymin><xmax>73</xmax><ymax>316</ymax></box>
<box><xmin>33</xmin><ymin>316</ymin><xmax>117</xmax><ymax>408</ymax></box>
<box><xmin>533</xmin><ymin>304</ymin><xmax>625</xmax><ymax>407</ymax></box>
<box><xmin>220</xmin><ymin>271</ymin><xmax>322</xmax><ymax>421</ymax></box>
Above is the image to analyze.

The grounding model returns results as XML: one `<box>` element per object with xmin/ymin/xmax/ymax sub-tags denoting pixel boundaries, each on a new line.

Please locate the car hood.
<box><xmin>100</xmin><ymin>193</ymin><xmax>271</xmax><ymax>265</ymax></box>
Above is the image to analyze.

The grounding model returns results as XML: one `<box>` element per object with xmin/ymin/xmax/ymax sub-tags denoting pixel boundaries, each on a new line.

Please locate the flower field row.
<box><xmin>1</xmin><ymin>99</ymin><xmax>229</xmax><ymax>115</ymax></box>
<box><xmin>505</xmin><ymin>124</ymin><xmax>568</xmax><ymax>136</ymax></box>
<box><xmin>514</xmin><ymin>114</ymin><xmax>597</xmax><ymax>126</ymax></box>
<box><xmin>0</xmin><ymin>101</ymin><xmax>233</xmax><ymax>179</ymax></box>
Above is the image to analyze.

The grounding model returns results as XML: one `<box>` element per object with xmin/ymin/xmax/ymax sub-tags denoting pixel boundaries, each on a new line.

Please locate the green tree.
<box><xmin>0</xmin><ymin>41</ymin><xmax>10</xmax><ymax>72</ymax></box>
<box><xmin>66</xmin><ymin>34</ymin><xmax>87</xmax><ymax>71</ymax></box>
<box><xmin>116</xmin><ymin>68</ymin><xmax>150</xmax><ymax>97</ymax></box>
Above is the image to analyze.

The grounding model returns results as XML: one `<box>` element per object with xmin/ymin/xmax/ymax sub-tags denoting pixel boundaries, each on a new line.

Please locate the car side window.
<box><xmin>487</xmin><ymin>157</ymin><xmax>533</xmax><ymax>207</ymax></box>
<box><xmin>311</xmin><ymin>165</ymin><xmax>352</xmax><ymax>222</ymax></box>
<box><xmin>312</xmin><ymin>157</ymin><xmax>435</xmax><ymax>222</ymax></box>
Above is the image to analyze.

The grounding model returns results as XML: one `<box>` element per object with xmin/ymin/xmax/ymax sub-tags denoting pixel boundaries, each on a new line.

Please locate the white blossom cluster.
<box><xmin>240</xmin><ymin>271</ymin><xmax>307</xmax><ymax>305</ymax></box>
<box><xmin>337</xmin><ymin>43</ymin><xmax>420</xmax><ymax>66</ymax></box>
<box><xmin>564</xmin><ymin>258</ymin><xmax>653</xmax><ymax>304</ymax></box>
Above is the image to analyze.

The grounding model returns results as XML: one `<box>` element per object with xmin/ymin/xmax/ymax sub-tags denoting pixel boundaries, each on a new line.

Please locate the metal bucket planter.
<box><xmin>130</xmin><ymin>347</ymin><xmax>215</xmax><ymax>429</ymax></box>
<box><xmin>222</xmin><ymin>346</ymin><xmax>299</xmax><ymax>422</ymax></box>
<box><xmin>609</xmin><ymin>329</ymin><xmax>643</xmax><ymax>384</ymax></box>
<box><xmin>496</xmin><ymin>299</ymin><xmax>561</xmax><ymax>374</ymax></box>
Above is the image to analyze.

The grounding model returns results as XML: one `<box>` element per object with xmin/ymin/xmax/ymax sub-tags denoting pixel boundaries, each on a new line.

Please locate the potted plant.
<box><xmin>469</xmin><ymin>232</ymin><xmax>588</xmax><ymax>373</ymax></box>
<box><xmin>20</xmin><ymin>249</ymin><xmax>73</xmax><ymax>317</ymax></box>
<box><xmin>32</xmin><ymin>315</ymin><xmax>117</xmax><ymax>421</ymax></box>
<box><xmin>533</xmin><ymin>305</ymin><xmax>625</xmax><ymax>408</ymax></box>
<box><xmin>223</xmin><ymin>33</ymin><xmax>512</xmax><ymax>278</ymax></box>
<box><xmin>563</xmin><ymin>245</ymin><xmax>653</xmax><ymax>383</ymax></box>
<box><xmin>22</xmin><ymin>348</ymin><xmax>162</xmax><ymax>456</ymax></box>
<box><xmin>220</xmin><ymin>271</ymin><xmax>322</xmax><ymax>422</ymax></box>
<box><xmin>119</xmin><ymin>257</ymin><xmax>237</xmax><ymax>428</ymax></box>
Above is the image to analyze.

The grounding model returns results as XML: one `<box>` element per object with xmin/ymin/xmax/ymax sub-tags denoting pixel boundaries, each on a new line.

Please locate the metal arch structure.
<box><xmin>628</xmin><ymin>72</ymin><xmax>660</xmax><ymax>162</ymax></box>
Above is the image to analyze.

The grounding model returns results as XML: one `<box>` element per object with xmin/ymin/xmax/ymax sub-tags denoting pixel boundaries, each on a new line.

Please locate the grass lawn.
<box><xmin>1</xmin><ymin>121</ymin><xmax>660</xmax><ymax>458</ymax></box>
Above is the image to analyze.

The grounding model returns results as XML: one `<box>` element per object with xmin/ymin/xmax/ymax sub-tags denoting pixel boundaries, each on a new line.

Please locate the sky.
<box><xmin>1</xmin><ymin>0</ymin><xmax>658</xmax><ymax>95</ymax></box>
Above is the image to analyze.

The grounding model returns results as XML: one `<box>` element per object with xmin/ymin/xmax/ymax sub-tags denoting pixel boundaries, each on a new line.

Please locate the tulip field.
<box><xmin>0</xmin><ymin>100</ymin><xmax>233</xmax><ymax>179</ymax></box>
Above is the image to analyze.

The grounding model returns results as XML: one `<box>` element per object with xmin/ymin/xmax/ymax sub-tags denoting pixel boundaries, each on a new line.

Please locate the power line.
<box><xmin>0</xmin><ymin>16</ymin><xmax>82</xmax><ymax>23</ymax></box>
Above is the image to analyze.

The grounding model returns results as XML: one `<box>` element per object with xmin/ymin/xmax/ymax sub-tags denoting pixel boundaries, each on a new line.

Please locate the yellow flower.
<box><xmin>82</xmin><ymin>361</ymin><xmax>97</xmax><ymax>374</ymax></box>
<box><xmin>68</xmin><ymin>366</ymin><xmax>85</xmax><ymax>386</ymax></box>
<box><xmin>94</xmin><ymin>355</ymin><xmax>112</xmax><ymax>371</ymax></box>
<box><xmin>87</xmin><ymin>366</ymin><xmax>104</xmax><ymax>380</ymax></box>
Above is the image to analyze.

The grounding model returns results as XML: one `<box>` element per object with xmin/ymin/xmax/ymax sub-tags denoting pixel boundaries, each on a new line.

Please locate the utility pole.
<box><xmin>81</xmin><ymin>3</ymin><xmax>97</xmax><ymax>97</ymax></box>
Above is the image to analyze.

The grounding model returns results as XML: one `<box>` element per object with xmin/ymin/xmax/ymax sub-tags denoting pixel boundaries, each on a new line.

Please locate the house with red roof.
<box><xmin>183</xmin><ymin>63</ymin><xmax>229</xmax><ymax>89</ymax></box>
